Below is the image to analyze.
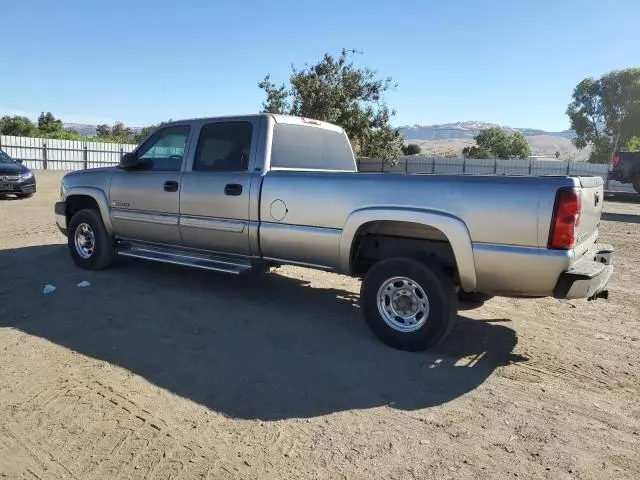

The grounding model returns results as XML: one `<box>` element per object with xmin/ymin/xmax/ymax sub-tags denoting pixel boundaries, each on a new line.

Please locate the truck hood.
<box><xmin>0</xmin><ymin>162</ymin><xmax>27</xmax><ymax>175</ymax></box>
<box><xmin>64</xmin><ymin>166</ymin><xmax>118</xmax><ymax>177</ymax></box>
<box><xmin>62</xmin><ymin>166</ymin><xmax>118</xmax><ymax>197</ymax></box>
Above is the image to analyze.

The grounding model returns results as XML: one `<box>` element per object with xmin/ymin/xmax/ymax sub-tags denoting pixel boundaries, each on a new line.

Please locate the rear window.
<box><xmin>270</xmin><ymin>124</ymin><xmax>355</xmax><ymax>171</ymax></box>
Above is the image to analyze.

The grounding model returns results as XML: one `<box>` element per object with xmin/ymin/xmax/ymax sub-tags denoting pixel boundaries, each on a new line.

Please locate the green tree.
<box><xmin>37</xmin><ymin>112</ymin><xmax>64</xmax><ymax>133</ymax></box>
<box><xmin>111</xmin><ymin>121</ymin><xmax>133</xmax><ymax>139</ymax></box>
<box><xmin>0</xmin><ymin>116</ymin><xmax>35</xmax><ymax>136</ymax></box>
<box><xmin>258</xmin><ymin>49</ymin><xmax>402</xmax><ymax>161</ymax></box>
<box><xmin>462</xmin><ymin>145</ymin><xmax>490</xmax><ymax>159</ymax></box>
<box><xmin>96</xmin><ymin>124</ymin><xmax>111</xmax><ymax>137</ymax></box>
<box><xmin>466</xmin><ymin>127</ymin><xmax>530</xmax><ymax>159</ymax></box>
<box><xmin>402</xmin><ymin>143</ymin><xmax>421</xmax><ymax>155</ymax></box>
<box><xmin>626</xmin><ymin>136</ymin><xmax>640</xmax><ymax>151</ymax></box>
<box><xmin>566</xmin><ymin>68</ymin><xmax>640</xmax><ymax>163</ymax></box>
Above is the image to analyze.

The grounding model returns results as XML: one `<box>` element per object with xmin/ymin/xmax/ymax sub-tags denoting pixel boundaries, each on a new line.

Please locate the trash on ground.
<box><xmin>43</xmin><ymin>284</ymin><xmax>56</xmax><ymax>294</ymax></box>
<box><xmin>77</xmin><ymin>281</ymin><xmax>91</xmax><ymax>288</ymax></box>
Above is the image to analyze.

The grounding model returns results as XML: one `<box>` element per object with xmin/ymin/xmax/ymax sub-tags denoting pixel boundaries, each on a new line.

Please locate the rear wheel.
<box><xmin>360</xmin><ymin>257</ymin><xmax>458</xmax><ymax>351</ymax></box>
<box><xmin>632</xmin><ymin>175</ymin><xmax>640</xmax><ymax>194</ymax></box>
<box><xmin>67</xmin><ymin>209</ymin><xmax>116</xmax><ymax>270</ymax></box>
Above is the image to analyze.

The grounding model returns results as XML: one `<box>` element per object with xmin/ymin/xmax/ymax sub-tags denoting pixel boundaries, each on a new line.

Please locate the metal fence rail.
<box><xmin>358</xmin><ymin>157</ymin><xmax>633</xmax><ymax>193</ymax></box>
<box><xmin>1</xmin><ymin>134</ymin><xmax>635</xmax><ymax>194</ymax></box>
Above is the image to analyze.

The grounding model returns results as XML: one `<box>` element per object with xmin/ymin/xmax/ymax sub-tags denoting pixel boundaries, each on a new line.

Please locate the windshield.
<box><xmin>0</xmin><ymin>149</ymin><xmax>17</xmax><ymax>164</ymax></box>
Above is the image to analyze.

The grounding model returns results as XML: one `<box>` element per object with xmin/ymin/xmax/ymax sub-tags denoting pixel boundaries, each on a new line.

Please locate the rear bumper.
<box><xmin>54</xmin><ymin>201</ymin><xmax>67</xmax><ymax>236</ymax></box>
<box><xmin>553</xmin><ymin>243</ymin><xmax>613</xmax><ymax>300</ymax></box>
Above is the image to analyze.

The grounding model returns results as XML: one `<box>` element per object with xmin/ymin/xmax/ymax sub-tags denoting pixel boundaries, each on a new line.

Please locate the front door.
<box><xmin>179</xmin><ymin>120</ymin><xmax>256</xmax><ymax>256</ymax></box>
<box><xmin>109</xmin><ymin>124</ymin><xmax>192</xmax><ymax>245</ymax></box>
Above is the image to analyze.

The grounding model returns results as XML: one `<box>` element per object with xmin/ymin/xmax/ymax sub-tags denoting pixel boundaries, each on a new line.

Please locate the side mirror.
<box><xmin>119</xmin><ymin>152</ymin><xmax>139</xmax><ymax>170</ymax></box>
<box><xmin>16</xmin><ymin>158</ymin><xmax>23</xmax><ymax>164</ymax></box>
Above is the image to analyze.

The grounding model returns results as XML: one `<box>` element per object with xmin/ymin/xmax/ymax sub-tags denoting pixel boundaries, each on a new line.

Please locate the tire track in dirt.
<box><xmin>2</xmin><ymin>377</ymin><xmax>242</xmax><ymax>479</ymax></box>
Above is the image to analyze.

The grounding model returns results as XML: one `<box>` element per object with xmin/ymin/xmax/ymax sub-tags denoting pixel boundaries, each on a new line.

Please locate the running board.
<box><xmin>117</xmin><ymin>244</ymin><xmax>254</xmax><ymax>275</ymax></box>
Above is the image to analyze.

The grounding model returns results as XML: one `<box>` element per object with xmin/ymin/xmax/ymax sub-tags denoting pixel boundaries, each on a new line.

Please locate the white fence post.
<box><xmin>42</xmin><ymin>143</ymin><xmax>48</xmax><ymax>170</ymax></box>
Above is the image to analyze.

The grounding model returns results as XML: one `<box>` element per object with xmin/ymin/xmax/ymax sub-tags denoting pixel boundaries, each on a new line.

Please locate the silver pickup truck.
<box><xmin>54</xmin><ymin>114</ymin><xmax>614</xmax><ymax>351</ymax></box>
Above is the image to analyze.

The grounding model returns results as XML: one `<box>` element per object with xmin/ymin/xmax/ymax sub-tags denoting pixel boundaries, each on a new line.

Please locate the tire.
<box><xmin>16</xmin><ymin>193</ymin><xmax>34</xmax><ymax>199</ymax></box>
<box><xmin>360</xmin><ymin>257</ymin><xmax>458</xmax><ymax>351</ymax></box>
<box><xmin>632</xmin><ymin>176</ymin><xmax>640</xmax><ymax>194</ymax></box>
<box><xmin>67</xmin><ymin>209</ymin><xmax>116</xmax><ymax>270</ymax></box>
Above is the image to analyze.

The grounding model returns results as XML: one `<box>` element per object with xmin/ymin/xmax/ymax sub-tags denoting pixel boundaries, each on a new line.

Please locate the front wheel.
<box><xmin>16</xmin><ymin>192</ymin><xmax>34</xmax><ymax>199</ymax></box>
<box><xmin>360</xmin><ymin>257</ymin><xmax>458</xmax><ymax>351</ymax></box>
<box><xmin>632</xmin><ymin>175</ymin><xmax>640</xmax><ymax>194</ymax></box>
<box><xmin>67</xmin><ymin>209</ymin><xmax>116</xmax><ymax>270</ymax></box>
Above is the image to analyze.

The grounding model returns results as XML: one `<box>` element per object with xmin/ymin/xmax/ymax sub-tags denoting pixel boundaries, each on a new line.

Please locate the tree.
<box><xmin>464</xmin><ymin>127</ymin><xmax>530</xmax><ymax>159</ymax></box>
<box><xmin>402</xmin><ymin>143</ymin><xmax>421</xmax><ymax>155</ymax></box>
<box><xmin>111</xmin><ymin>121</ymin><xmax>133</xmax><ymax>139</ymax></box>
<box><xmin>626</xmin><ymin>136</ymin><xmax>640</xmax><ymax>151</ymax></box>
<box><xmin>37</xmin><ymin>112</ymin><xmax>64</xmax><ymax>134</ymax></box>
<box><xmin>0</xmin><ymin>116</ymin><xmax>35</xmax><ymax>136</ymax></box>
<box><xmin>96</xmin><ymin>124</ymin><xmax>111</xmax><ymax>137</ymax></box>
<box><xmin>258</xmin><ymin>49</ymin><xmax>402</xmax><ymax>161</ymax></box>
<box><xmin>555</xmin><ymin>151</ymin><xmax>561</xmax><ymax>159</ymax></box>
<box><xmin>462</xmin><ymin>145</ymin><xmax>490</xmax><ymax>159</ymax></box>
<box><xmin>566</xmin><ymin>68</ymin><xmax>640</xmax><ymax>163</ymax></box>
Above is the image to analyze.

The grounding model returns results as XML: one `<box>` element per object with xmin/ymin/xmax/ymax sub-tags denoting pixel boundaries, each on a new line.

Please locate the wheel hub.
<box><xmin>377</xmin><ymin>276</ymin><xmax>430</xmax><ymax>333</ymax></box>
<box><xmin>74</xmin><ymin>223</ymin><xmax>95</xmax><ymax>259</ymax></box>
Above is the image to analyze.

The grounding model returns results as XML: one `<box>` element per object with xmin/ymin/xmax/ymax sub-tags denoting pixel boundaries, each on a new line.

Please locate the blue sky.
<box><xmin>2</xmin><ymin>0</ymin><xmax>638</xmax><ymax>130</ymax></box>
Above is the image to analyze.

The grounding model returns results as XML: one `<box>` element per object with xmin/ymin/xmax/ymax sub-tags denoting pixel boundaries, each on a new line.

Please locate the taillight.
<box><xmin>612</xmin><ymin>153</ymin><xmax>620</xmax><ymax>167</ymax></box>
<box><xmin>548</xmin><ymin>188</ymin><xmax>581</xmax><ymax>249</ymax></box>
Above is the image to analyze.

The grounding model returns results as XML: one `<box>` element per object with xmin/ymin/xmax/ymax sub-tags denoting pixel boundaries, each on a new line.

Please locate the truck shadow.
<box><xmin>0</xmin><ymin>244</ymin><xmax>523</xmax><ymax>421</ymax></box>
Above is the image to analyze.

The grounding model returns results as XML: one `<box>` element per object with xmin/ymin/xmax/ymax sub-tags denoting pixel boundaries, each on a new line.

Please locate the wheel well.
<box><xmin>66</xmin><ymin>195</ymin><xmax>100</xmax><ymax>223</ymax></box>
<box><xmin>350</xmin><ymin>221</ymin><xmax>458</xmax><ymax>281</ymax></box>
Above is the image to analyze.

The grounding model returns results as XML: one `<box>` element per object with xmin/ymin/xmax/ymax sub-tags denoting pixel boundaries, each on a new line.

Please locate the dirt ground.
<box><xmin>1</xmin><ymin>171</ymin><xmax>638</xmax><ymax>480</ymax></box>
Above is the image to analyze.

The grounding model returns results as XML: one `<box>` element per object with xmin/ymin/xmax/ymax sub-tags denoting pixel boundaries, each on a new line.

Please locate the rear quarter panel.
<box><xmin>258</xmin><ymin>172</ymin><xmax>578</xmax><ymax>295</ymax></box>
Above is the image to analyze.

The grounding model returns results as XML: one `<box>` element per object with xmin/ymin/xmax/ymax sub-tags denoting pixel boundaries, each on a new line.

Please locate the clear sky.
<box><xmin>1</xmin><ymin>0</ymin><xmax>638</xmax><ymax>131</ymax></box>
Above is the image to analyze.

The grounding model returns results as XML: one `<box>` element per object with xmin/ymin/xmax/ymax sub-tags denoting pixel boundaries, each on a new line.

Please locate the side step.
<box><xmin>117</xmin><ymin>243</ymin><xmax>255</xmax><ymax>275</ymax></box>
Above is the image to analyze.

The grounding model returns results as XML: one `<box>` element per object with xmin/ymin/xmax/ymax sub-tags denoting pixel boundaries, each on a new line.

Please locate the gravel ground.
<box><xmin>1</xmin><ymin>171</ymin><xmax>639</xmax><ymax>479</ymax></box>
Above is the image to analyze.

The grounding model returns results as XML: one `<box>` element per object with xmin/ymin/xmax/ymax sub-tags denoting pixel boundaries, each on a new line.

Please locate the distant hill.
<box><xmin>398</xmin><ymin>121</ymin><xmax>587</xmax><ymax>160</ymax></box>
<box><xmin>63</xmin><ymin>123</ymin><xmax>142</xmax><ymax>136</ymax></box>
<box><xmin>399</xmin><ymin>121</ymin><xmax>575</xmax><ymax>141</ymax></box>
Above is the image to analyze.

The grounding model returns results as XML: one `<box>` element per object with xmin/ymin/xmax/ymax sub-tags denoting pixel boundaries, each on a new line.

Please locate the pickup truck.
<box><xmin>610</xmin><ymin>151</ymin><xmax>640</xmax><ymax>193</ymax></box>
<box><xmin>54</xmin><ymin>114</ymin><xmax>614</xmax><ymax>351</ymax></box>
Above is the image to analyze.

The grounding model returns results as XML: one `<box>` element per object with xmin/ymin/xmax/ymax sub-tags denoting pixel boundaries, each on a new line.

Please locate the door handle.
<box><xmin>224</xmin><ymin>184</ymin><xmax>243</xmax><ymax>196</ymax></box>
<box><xmin>164</xmin><ymin>181</ymin><xmax>179</xmax><ymax>192</ymax></box>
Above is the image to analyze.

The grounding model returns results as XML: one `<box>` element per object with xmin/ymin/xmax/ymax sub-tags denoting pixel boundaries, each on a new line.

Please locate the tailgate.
<box><xmin>576</xmin><ymin>176</ymin><xmax>604</xmax><ymax>249</ymax></box>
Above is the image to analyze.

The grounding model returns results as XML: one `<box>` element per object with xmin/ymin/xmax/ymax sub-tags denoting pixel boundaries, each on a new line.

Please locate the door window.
<box><xmin>137</xmin><ymin>125</ymin><xmax>191</xmax><ymax>171</ymax></box>
<box><xmin>194</xmin><ymin>122</ymin><xmax>253</xmax><ymax>172</ymax></box>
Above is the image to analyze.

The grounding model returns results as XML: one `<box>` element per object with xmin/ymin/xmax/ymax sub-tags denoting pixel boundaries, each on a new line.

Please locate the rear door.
<box><xmin>109</xmin><ymin>124</ymin><xmax>193</xmax><ymax>245</ymax></box>
<box><xmin>178</xmin><ymin>119</ymin><xmax>260</xmax><ymax>256</ymax></box>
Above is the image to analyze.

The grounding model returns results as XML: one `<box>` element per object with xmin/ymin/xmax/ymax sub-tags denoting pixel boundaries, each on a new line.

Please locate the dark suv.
<box><xmin>0</xmin><ymin>148</ymin><xmax>36</xmax><ymax>198</ymax></box>
<box><xmin>609</xmin><ymin>151</ymin><xmax>640</xmax><ymax>194</ymax></box>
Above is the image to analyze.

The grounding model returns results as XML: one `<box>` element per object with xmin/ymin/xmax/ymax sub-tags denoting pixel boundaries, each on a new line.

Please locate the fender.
<box><xmin>339</xmin><ymin>207</ymin><xmax>477</xmax><ymax>291</ymax></box>
<box><xmin>65</xmin><ymin>186</ymin><xmax>114</xmax><ymax>235</ymax></box>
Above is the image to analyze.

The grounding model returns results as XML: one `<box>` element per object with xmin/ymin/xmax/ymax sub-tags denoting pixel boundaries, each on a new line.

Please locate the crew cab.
<box><xmin>54</xmin><ymin>114</ymin><xmax>614</xmax><ymax>351</ymax></box>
